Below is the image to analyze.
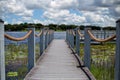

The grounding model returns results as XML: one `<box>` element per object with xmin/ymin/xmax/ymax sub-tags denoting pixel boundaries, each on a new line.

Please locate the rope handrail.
<box><xmin>35</xmin><ymin>31</ymin><xmax>42</xmax><ymax>37</ymax></box>
<box><xmin>78</xmin><ymin>30</ymin><xmax>84</xmax><ymax>37</ymax></box>
<box><xmin>87</xmin><ymin>30</ymin><xmax>116</xmax><ymax>42</ymax></box>
<box><xmin>4</xmin><ymin>30</ymin><xmax>32</xmax><ymax>41</ymax></box>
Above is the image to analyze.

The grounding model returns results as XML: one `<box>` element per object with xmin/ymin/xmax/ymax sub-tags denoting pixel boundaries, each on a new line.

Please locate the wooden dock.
<box><xmin>25</xmin><ymin>39</ymin><xmax>91</xmax><ymax>80</ymax></box>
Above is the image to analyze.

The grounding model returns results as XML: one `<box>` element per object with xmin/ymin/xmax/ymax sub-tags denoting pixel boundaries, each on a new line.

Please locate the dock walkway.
<box><xmin>25</xmin><ymin>39</ymin><xmax>89</xmax><ymax>80</ymax></box>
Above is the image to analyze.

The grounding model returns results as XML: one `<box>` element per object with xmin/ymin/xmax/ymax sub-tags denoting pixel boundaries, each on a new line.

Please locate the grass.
<box><xmin>91</xmin><ymin>64</ymin><xmax>114</xmax><ymax>80</ymax></box>
<box><xmin>5</xmin><ymin>41</ymin><xmax>116</xmax><ymax>80</ymax></box>
<box><xmin>79</xmin><ymin>42</ymin><xmax>115</xmax><ymax>80</ymax></box>
<box><xmin>5</xmin><ymin>43</ymin><xmax>40</xmax><ymax>80</ymax></box>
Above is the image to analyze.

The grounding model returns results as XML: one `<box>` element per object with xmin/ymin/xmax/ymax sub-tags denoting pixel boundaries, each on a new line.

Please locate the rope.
<box><xmin>87</xmin><ymin>30</ymin><xmax>116</xmax><ymax>42</ymax></box>
<box><xmin>4</xmin><ymin>30</ymin><xmax>32</xmax><ymax>41</ymax></box>
<box><xmin>78</xmin><ymin>30</ymin><xmax>84</xmax><ymax>37</ymax></box>
<box><xmin>35</xmin><ymin>31</ymin><xmax>43</xmax><ymax>37</ymax></box>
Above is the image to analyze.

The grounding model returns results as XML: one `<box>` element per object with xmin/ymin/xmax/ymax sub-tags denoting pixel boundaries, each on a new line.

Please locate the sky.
<box><xmin>0</xmin><ymin>0</ymin><xmax>120</xmax><ymax>27</ymax></box>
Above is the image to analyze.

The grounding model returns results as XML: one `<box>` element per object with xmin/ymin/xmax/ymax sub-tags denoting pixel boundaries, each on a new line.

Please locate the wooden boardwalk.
<box><xmin>25</xmin><ymin>39</ymin><xmax>89</xmax><ymax>80</ymax></box>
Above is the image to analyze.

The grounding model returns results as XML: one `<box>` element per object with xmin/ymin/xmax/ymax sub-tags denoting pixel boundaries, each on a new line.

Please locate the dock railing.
<box><xmin>66</xmin><ymin>19</ymin><xmax>120</xmax><ymax>80</ymax></box>
<box><xmin>0</xmin><ymin>19</ymin><xmax>54</xmax><ymax>80</ymax></box>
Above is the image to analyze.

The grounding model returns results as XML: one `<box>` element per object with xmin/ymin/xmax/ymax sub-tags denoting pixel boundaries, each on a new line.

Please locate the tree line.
<box><xmin>5</xmin><ymin>23</ymin><xmax>116</xmax><ymax>31</ymax></box>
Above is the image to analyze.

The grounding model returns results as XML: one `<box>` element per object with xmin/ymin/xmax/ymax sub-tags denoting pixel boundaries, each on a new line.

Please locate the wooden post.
<box><xmin>0</xmin><ymin>19</ymin><xmax>5</xmax><ymax>80</ymax></box>
<box><xmin>28</xmin><ymin>28</ymin><xmax>35</xmax><ymax>72</ymax></box>
<box><xmin>115</xmin><ymin>19</ymin><xmax>120</xmax><ymax>80</ymax></box>
<box><xmin>51</xmin><ymin>31</ymin><xmax>53</xmax><ymax>41</ymax></box>
<box><xmin>104</xmin><ymin>30</ymin><xmax>106</xmax><ymax>39</ymax></box>
<box><xmin>40</xmin><ymin>29</ymin><xmax>44</xmax><ymax>56</ymax></box>
<box><xmin>49</xmin><ymin>32</ymin><xmax>51</xmax><ymax>43</ymax></box>
<box><xmin>66</xmin><ymin>30</ymin><xmax>68</xmax><ymax>41</ymax></box>
<box><xmin>49</xmin><ymin>31</ymin><xmax>51</xmax><ymax>44</ymax></box>
<box><xmin>84</xmin><ymin>26</ymin><xmax>91</xmax><ymax>69</ymax></box>
<box><xmin>48</xmin><ymin>30</ymin><xmax>50</xmax><ymax>45</ymax></box>
<box><xmin>50</xmin><ymin>31</ymin><xmax>52</xmax><ymax>43</ymax></box>
<box><xmin>67</xmin><ymin>30</ymin><xmax>69</xmax><ymax>45</ymax></box>
<box><xmin>45</xmin><ymin>31</ymin><xmax>48</xmax><ymax>49</ymax></box>
<box><xmin>47</xmin><ymin>31</ymin><xmax>49</xmax><ymax>45</ymax></box>
<box><xmin>70</xmin><ymin>30</ymin><xmax>72</xmax><ymax>47</ymax></box>
<box><xmin>52</xmin><ymin>31</ymin><xmax>54</xmax><ymax>40</ymax></box>
<box><xmin>68</xmin><ymin>30</ymin><xmax>70</xmax><ymax>45</ymax></box>
<box><xmin>75</xmin><ymin>28</ymin><xmax>80</xmax><ymax>55</ymax></box>
<box><xmin>71</xmin><ymin>30</ymin><xmax>74</xmax><ymax>49</ymax></box>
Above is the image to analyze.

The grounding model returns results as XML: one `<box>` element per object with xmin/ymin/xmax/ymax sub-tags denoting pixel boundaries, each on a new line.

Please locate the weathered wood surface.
<box><xmin>25</xmin><ymin>39</ymin><xmax>89</xmax><ymax>80</ymax></box>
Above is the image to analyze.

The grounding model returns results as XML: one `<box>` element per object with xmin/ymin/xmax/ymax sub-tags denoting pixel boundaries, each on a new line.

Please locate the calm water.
<box><xmin>54</xmin><ymin>31</ymin><xmax>66</xmax><ymax>39</ymax></box>
<box><xmin>5</xmin><ymin>31</ymin><xmax>115</xmax><ymax>44</ymax></box>
<box><xmin>5</xmin><ymin>31</ymin><xmax>66</xmax><ymax>45</ymax></box>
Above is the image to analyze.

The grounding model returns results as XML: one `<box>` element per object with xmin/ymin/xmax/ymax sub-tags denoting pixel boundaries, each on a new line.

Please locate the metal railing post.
<box><xmin>40</xmin><ymin>29</ymin><xmax>44</xmax><ymax>56</ymax></box>
<box><xmin>75</xmin><ymin>28</ymin><xmax>80</xmax><ymax>55</ymax></box>
<box><xmin>0</xmin><ymin>19</ymin><xmax>5</xmax><ymax>80</ymax></box>
<box><xmin>28</xmin><ymin>28</ymin><xmax>35</xmax><ymax>72</ymax></box>
<box><xmin>115</xmin><ymin>19</ymin><xmax>120</xmax><ymax>80</ymax></box>
<box><xmin>84</xmin><ymin>26</ymin><xmax>91</xmax><ymax>69</ymax></box>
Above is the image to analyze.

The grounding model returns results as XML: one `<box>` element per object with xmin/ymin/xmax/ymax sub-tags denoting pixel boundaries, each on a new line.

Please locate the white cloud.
<box><xmin>4</xmin><ymin>0</ymin><xmax>33</xmax><ymax>17</ymax></box>
<box><xmin>22</xmin><ymin>16</ymin><xmax>32</xmax><ymax>21</ymax></box>
<box><xmin>43</xmin><ymin>9</ymin><xmax>86</xmax><ymax>25</ymax></box>
<box><xmin>0</xmin><ymin>0</ymin><xmax>119</xmax><ymax>26</ymax></box>
<box><xmin>44</xmin><ymin>9</ymin><xmax>69</xmax><ymax>19</ymax></box>
<box><xmin>115</xmin><ymin>6</ymin><xmax>120</xmax><ymax>14</ymax></box>
<box><xmin>83</xmin><ymin>12</ymin><xmax>104</xmax><ymax>22</ymax></box>
<box><xmin>21</xmin><ymin>0</ymin><xmax>51</xmax><ymax>10</ymax></box>
<box><xmin>50</xmin><ymin>0</ymin><xmax>79</xmax><ymax>9</ymax></box>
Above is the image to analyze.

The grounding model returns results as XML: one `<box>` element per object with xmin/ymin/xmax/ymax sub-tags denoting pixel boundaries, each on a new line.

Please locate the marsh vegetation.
<box><xmin>80</xmin><ymin>42</ymin><xmax>115</xmax><ymax>80</ymax></box>
<box><xmin>5</xmin><ymin>43</ymin><xmax>40</xmax><ymax>80</ymax></box>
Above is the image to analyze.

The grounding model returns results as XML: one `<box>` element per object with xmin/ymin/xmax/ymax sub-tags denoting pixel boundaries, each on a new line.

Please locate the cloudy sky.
<box><xmin>0</xmin><ymin>0</ymin><xmax>120</xmax><ymax>27</ymax></box>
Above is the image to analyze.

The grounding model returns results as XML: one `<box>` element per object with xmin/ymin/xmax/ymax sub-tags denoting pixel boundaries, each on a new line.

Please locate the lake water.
<box><xmin>5</xmin><ymin>31</ymin><xmax>115</xmax><ymax>45</ymax></box>
<box><xmin>5</xmin><ymin>31</ymin><xmax>66</xmax><ymax>45</ymax></box>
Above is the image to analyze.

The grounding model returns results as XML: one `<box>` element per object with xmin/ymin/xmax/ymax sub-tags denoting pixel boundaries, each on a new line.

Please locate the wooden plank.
<box><xmin>25</xmin><ymin>39</ymin><xmax>89</xmax><ymax>80</ymax></box>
